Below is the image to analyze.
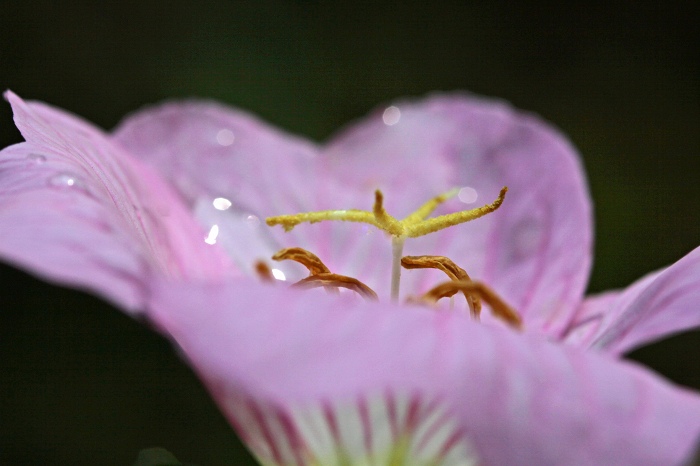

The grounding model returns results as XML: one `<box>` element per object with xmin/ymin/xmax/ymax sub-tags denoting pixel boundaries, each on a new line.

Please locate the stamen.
<box><xmin>272</xmin><ymin>247</ymin><xmax>338</xmax><ymax>294</ymax></box>
<box><xmin>272</xmin><ymin>247</ymin><xmax>331</xmax><ymax>275</ymax></box>
<box><xmin>254</xmin><ymin>260</ymin><xmax>275</xmax><ymax>282</ymax></box>
<box><xmin>421</xmin><ymin>280</ymin><xmax>522</xmax><ymax>330</ymax></box>
<box><xmin>293</xmin><ymin>273</ymin><xmax>378</xmax><ymax>301</ymax></box>
<box><xmin>401</xmin><ymin>256</ymin><xmax>481</xmax><ymax>318</ymax></box>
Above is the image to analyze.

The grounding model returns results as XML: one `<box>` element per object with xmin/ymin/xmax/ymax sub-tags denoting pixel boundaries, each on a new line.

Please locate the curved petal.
<box><xmin>149</xmin><ymin>282</ymin><xmax>700</xmax><ymax>466</ymax></box>
<box><xmin>0</xmin><ymin>92</ymin><xmax>232</xmax><ymax>312</ymax></box>
<box><xmin>322</xmin><ymin>94</ymin><xmax>593</xmax><ymax>336</ymax></box>
<box><xmin>564</xmin><ymin>246</ymin><xmax>700</xmax><ymax>355</ymax></box>
<box><xmin>112</xmin><ymin>100</ymin><xmax>332</xmax><ymax>281</ymax></box>
<box><xmin>113</xmin><ymin>94</ymin><xmax>593</xmax><ymax>334</ymax></box>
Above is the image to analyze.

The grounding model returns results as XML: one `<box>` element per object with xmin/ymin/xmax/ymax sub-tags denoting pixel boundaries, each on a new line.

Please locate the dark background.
<box><xmin>1</xmin><ymin>1</ymin><xmax>698</xmax><ymax>464</ymax></box>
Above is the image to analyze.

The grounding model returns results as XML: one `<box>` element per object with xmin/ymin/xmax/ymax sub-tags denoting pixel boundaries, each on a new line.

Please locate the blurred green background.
<box><xmin>1</xmin><ymin>1</ymin><xmax>698</xmax><ymax>464</ymax></box>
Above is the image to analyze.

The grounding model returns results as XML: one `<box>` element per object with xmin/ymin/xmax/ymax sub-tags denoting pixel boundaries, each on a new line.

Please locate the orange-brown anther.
<box><xmin>254</xmin><ymin>260</ymin><xmax>274</xmax><ymax>282</ymax></box>
<box><xmin>421</xmin><ymin>280</ymin><xmax>522</xmax><ymax>330</ymax></box>
<box><xmin>401</xmin><ymin>255</ymin><xmax>482</xmax><ymax>318</ymax></box>
<box><xmin>293</xmin><ymin>273</ymin><xmax>379</xmax><ymax>301</ymax></box>
<box><xmin>272</xmin><ymin>247</ymin><xmax>331</xmax><ymax>275</ymax></box>
<box><xmin>272</xmin><ymin>247</ymin><xmax>378</xmax><ymax>299</ymax></box>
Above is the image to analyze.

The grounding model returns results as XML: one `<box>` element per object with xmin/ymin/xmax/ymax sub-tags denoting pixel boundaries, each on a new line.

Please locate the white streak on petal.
<box><xmin>335</xmin><ymin>399</ymin><xmax>366</xmax><ymax>462</ymax></box>
<box><xmin>294</xmin><ymin>404</ymin><xmax>336</xmax><ymax>461</ymax></box>
<box><xmin>366</xmin><ymin>395</ymin><xmax>392</xmax><ymax>462</ymax></box>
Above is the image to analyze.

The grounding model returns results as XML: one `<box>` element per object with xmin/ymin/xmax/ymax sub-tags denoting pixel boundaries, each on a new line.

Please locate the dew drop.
<box><xmin>26</xmin><ymin>153</ymin><xmax>47</xmax><ymax>164</ymax></box>
<box><xmin>382</xmin><ymin>106</ymin><xmax>401</xmax><ymax>126</ymax></box>
<box><xmin>48</xmin><ymin>173</ymin><xmax>84</xmax><ymax>190</ymax></box>
<box><xmin>271</xmin><ymin>268</ymin><xmax>286</xmax><ymax>281</ymax></box>
<box><xmin>510</xmin><ymin>218</ymin><xmax>543</xmax><ymax>261</ymax></box>
<box><xmin>458</xmin><ymin>187</ymin><xmax>478</xmax><ymax>204</ymax></box>
<box><xmin>245</xmin><ymin>214</ymin><xmax>260</xmax><ymax>228</ymax></box>
<box><xmin>212</xmin><ymin>197</ymin><xmax>232</xmax><ymax>210</ymax></box>
<box><xmin>216</xmin><ymin>129</ymin><xmax>235</xmax><ymax>146</ymax></box>
<box><xmin>204</xmin><ymin>224</ymin><xmax>220</xmax><ymax>245</ymax></box>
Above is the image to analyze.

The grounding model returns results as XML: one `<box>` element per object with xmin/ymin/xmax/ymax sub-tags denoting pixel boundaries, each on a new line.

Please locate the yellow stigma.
<box><xmin>266</xmin><ymin>186</ymin><xmax>507</xmax><ymax>238</ymax></box>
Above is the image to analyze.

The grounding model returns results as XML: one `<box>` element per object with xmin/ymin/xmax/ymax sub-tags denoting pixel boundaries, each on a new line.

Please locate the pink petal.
<box><xmin>113</xmin><ymin>95</ymin><xmax>593</xmax><ymax>334</ymax></box>
<box><xmin>0</xmin><ymin>92</ymin><xmax>232</xmax><ymax>312</ymax></box>
<box><xmin>113</xmin><ymin>100</ymin><xmax>330</xmax><ymax>281</ymax></box>
<box><xmin>149</xmin><ymin>281</ymin><xmax>700</xmax><ymax>465</ymax></box>
<box><xmin>564</xmin><ymin>246</ymin><xmax>700</xmax><ymax>355</ymax></box>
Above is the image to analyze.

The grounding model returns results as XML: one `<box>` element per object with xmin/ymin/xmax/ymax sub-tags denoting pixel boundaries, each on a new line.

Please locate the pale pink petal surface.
<box><xmin>115</xmin><ymin>94</ymin><xmax>593</xmax><ymax>334</ymax></box>
<box><xmin>150</xmin><ymin>281</ymin><xmax>700</xmax><ymax>466</ymax></box>
<box><xmin>0</xmin><ymin>92</ymin><xmax>232</xmax><ymax>311</ymax></box>
<box><xmin>564</xmin><ymin>246</ymin><xmax>700</xmax><ymax>355</ymax></box>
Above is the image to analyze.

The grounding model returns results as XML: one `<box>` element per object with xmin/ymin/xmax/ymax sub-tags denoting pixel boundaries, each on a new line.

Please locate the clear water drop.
<box><xmin>458</xmin><ymin>187</ymin><xmax>478</xmax><ymax>204</ymax></box>
<box><xmin>271</xmin><ymin>268</ymin><xmax>286</xmax><ymax>281</ymax></box>
<box><xmin>204</xmin><ymin>224</ymin><xmax>220</xmax><ymax>245</ymax></box>
<box><xmin>212</xmin><ymin>197</ymin><xmax>232</xmax><ymax>210</ymax></box>
<box><xmin>216</xmin><ymin>129</ymin><xmax>235</xmax><ymax>146</ymax></box>
<box><xmin>26</xmin><ymin>153</ymin><xmax>47</xmax><ymax>164</ymax></box>
<box><xmin>48</xmin><ymin>173</ymin><xmax>85</xmax><ymax>190</ymax></box>
<box><xmin>510</xmin><ymin>218</ymin><xmax>543</xmax><ymax>261</ymax></box>
<box><xmin>245</xmin><ymin>214</ymin><xmax>260</xmax><ymax>228</ymax></box>
<box><xmin>382</xmin><ymin>106</ymin><xmax>401</xmax><ymax>126</ymax></box>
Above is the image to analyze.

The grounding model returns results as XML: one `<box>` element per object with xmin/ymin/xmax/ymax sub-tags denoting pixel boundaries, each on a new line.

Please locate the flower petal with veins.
<box><xmin>0</xmin><ymin>92</ymin><xmax>233</xmax><ymax>311</ymax></box>
<box><xmin>565</xmin><ymin>246</ymin><xmax>700</xmax><ymax>355</ymax></box>
<box><xmin>150</xmin><ymin>280</ymin><xmax>700</xmax><ymax>466</ymax></box>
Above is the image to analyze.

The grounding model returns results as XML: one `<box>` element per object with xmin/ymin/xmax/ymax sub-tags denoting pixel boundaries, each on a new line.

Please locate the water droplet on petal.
<box><xmin>245</xmin><ymin>214</ymin><xmax>260</xmax><ymax>228</ymax></box>
<box><xmin>204</xmin><ymin>224</ymin><xmax>220</xmax><ymax>245</ymax></box>
<box><xmin>382</xmin><ymin>106</ymin><xmax>401</xmax><ymax>126</ymax></box>
<box><xmin>212</xmin><ymin>197</ymin><xmax>232</xmax><ymax>210</ymax></box>
<box><xmin>458</xmin><ymin>187</ymin><xmax>478</xmax><ymax>204</ymax></box>
<box><xmin>27</xmin><ymin>153</ymin><xmax>47</xmax><ymax>164</ymax></box>
<box><xmin>48</xmin><ymin>173</ymin><xmax>85</xmax><ymax>190</ymax></box>
<box><xmin>216</xmin><ymin>129</ymin><xmax>235</xmax><ymax>146</ymax></box>
<box><xmin>510</xmin><ymin>218</ymin><xmax>543</xmax><ymax>261</ymax></box>
<box><xmin>271</xmin><ymin>268</ymin><xmax>286</xmax><ymax>281</ymax></box>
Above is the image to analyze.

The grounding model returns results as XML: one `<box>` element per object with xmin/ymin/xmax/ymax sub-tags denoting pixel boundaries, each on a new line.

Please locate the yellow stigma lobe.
<box><xmin>266</xmin><ymin>186</ymin><xmax>507</xmax><ymax>239</ymax></box>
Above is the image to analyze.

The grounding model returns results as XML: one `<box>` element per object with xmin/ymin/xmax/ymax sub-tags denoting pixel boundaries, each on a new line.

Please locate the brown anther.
<box><xmin>421</xmin><ymin>280</ymin><xmax>522</xmax><ymax>330</ymax></box>
<box><xmin>292</xmin><ymin>273</ymin><xmax>379</xmax><ymax>301</ymax></box>
<box><xmin>254</xmin><ymin>260</ymin><xmax>274</xmax><ymax>282</ymax></box>
<box><xmin>401</xmin><ymin>255</ymin><xmax>482</xmax><ymax>318</ymax></box>
<box><xmin>272</xmin><ymin>247</ymin><xmax>338</xmax><ymax>294</ymax></box>
<box><xmin>272</xmin><ymin>247</ymin><xmax>331</xmax><ymax>275</ymax></box>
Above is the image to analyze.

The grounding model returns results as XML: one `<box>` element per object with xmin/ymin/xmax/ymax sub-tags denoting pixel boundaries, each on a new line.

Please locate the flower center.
<box><xmin>264</xmin><ymin>188</ymin><xmax>521</xmax><ymax>329</ymax></box>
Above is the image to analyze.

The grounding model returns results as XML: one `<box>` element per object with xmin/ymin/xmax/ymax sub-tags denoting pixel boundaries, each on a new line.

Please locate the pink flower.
<box><xmin>2</xmin><ymin>90</ymin><xmax>699</xmax><ymax>465</ymax></box>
